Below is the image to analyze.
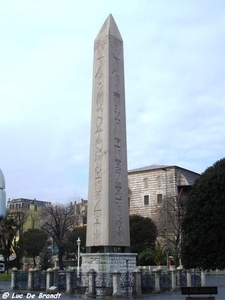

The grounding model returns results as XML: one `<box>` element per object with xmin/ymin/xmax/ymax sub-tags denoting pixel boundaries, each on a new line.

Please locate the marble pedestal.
<box><xmin>81</xmin><ymin>253</ymin><xmax>137</xmax><ymax>273</ymax></box>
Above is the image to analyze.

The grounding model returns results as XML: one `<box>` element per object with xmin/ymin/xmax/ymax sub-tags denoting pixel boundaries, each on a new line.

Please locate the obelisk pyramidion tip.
<box><xmin>95</xmin><ymin>14</ymin><xmax>123</xmax><ymax>41</ymax></box>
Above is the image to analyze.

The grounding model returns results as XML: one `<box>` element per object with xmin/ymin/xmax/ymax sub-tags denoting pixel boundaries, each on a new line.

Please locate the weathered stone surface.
<box><xmin>81</xmin><ymin>253</ymin><xmax>136</xmax><ymax>273</ymax></box>
<box><xmin>86</xmin><ymin>14</ymin><xmax>130</xmax><ymax>249</ymax></box>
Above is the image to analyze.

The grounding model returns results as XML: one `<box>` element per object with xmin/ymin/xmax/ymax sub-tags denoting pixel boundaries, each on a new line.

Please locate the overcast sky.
<box><xmin>1</xmin><ymin>1</ymin><xmax>224</xmax><ymax>203</ymax></box>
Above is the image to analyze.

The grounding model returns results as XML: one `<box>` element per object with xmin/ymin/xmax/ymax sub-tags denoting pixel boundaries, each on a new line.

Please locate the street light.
<box><xmin>77</xmin><ymin>237</ymin><xmax>81</xmax><ymax>276</ymax></box>
<box><xmin>161</xmin><ymin>167</ymin><xmax>169</xmax><ymax>269</ymax></box>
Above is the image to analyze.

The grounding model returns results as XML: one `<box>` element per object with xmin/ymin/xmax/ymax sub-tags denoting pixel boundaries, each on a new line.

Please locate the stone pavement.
<box><xmin>0</xmin><ymin>280</ymin><xmax>10</xmax><ymax>293</ymax></box>
<box><xmin>0</xmin><ymin>275</ymin><xmax>225</xmax><ymax>299</ymax></box>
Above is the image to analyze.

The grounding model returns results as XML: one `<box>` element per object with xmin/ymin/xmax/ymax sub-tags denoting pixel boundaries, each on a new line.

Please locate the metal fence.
<box><xmin>17</xmin><ymin>271</ymin><xmax>28</xmax><ymax>290</ymax></box>
<box><xmin>120</xmin><ymin>272</ymin><xmax>134</xmax><ymax>296</ymax></box>
<box><xmin>176</xmin><ymin>269</ymin><xmax>187</xmax><ymax>288</ymax></box>
<box><xmin>14</xmin><ymin>268</ymin><xmax>201</xmax><ymax>295</ymax></box>
<box><xmin>95</xmin><ymin>272</ymin><xmax>113</xmax><ymax>296</ymax></box>
<box><xmin>75</xmin><ymin>272</ymin><xmax>89</xmax><ymax>294</ymax></box>
<box><xmin>74</xmin><ymin>271</ymin><xmax>134</xmax><ymax>296</ymax></box>
<box><xmin>141</xmin><ymin>271</ymin><xmax>155</xmax><ymax>294</ymax></box>
<box><xmin>191</xmin><ymin>269</ymin><xmax>201</xmax><ymax>286</ymax></box>
<box><xmin>34</xmin><ymin>271</ymin><xmax>46</xmax><ymax>291</ymax></box>
<box><xmin>160</xmin><ymin>271</ymin><xmax>171</xmax><ymax>290</ymax></box>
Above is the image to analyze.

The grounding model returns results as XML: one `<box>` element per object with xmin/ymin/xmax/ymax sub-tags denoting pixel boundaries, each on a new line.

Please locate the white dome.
<box><xmin>0</xmin><ymin>168</ymin><xmax>5</xmax><ymax>189</ymax></box>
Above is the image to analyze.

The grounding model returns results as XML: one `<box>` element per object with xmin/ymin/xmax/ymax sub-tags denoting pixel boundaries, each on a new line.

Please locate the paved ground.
<box><xmin>0</xmin><ymin>275</ymin><xmax>225</xmax><ymax>299</ymax></box>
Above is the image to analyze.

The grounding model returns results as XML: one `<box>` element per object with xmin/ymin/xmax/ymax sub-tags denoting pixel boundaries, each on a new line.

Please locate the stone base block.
<box><xmin>81</xmin><ymin>253</ymin><xmax>137</xmax><ymax>272</ymax></box>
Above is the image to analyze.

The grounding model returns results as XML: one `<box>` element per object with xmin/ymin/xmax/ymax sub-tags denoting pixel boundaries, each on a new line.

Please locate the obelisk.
<box><xmin>82</xmin><ymin>14</ymin><xmax>136</xmax><ymax>272</ymax></box>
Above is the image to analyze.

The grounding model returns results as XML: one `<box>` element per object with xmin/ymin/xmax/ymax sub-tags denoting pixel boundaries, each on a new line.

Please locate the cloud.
<box><xmin>1</xmin><ymin>0</ymin><xmax>225</xmax><ymax>202</ymax></box>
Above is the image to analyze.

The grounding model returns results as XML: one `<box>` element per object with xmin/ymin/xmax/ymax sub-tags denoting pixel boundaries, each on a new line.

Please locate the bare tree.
<box><xmin>42</xmin><ymin>204</ymin><xmax>74</xmax><ymax>270</ymax></box>
<box><xmin>10</xmin><ymin>209</ymin><xmax>29</xmax><ymax>269</ymax></box>
<box><xmin>7</xmin><ymin>209</ymin><xmax>28</xmax><ymax>237</ymax></box>
<box><xmin>157</xmin><ymin>190</ymin><xmax>187</xmax><ymax>267</ymax></box>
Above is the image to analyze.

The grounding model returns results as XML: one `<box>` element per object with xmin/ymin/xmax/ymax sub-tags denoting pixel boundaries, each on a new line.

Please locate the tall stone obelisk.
<box><xmin>82</xmin><ymin>14</ymin><xmax>136</xmax><ymax>272</ymax></box>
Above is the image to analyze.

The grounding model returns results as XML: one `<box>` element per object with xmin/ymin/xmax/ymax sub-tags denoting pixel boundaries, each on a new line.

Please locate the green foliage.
<box><xmin>39</xmin><ymin>245</ymin><xmax>53</xmax><ymax>270</ymax></box>
<box><xmin>6</xmin><ymin>210</ymin><xmax>28</xmax><ymax>269</ymax></box>
<box><xmin>150</xmin><ymin>241</ymin><xmax>166</xmax><ymax>266</ymax></box>
<box><xmin>0</xmin><ymin>217</ymin><xmax>17</xmax><ymax>272</ymax></box>
<box><xmin>20</xmin><ymin>228</ymin><xmax>47</xmax><ymax>267</ymax></box>
<box><xmin>138</xmin><ymin>250</ymin><xmax>154</xmax><ymax>266</ymax></box>
<box><xmin>130</xmin><ymin>215</ymin><xmax>157</xmax><ymax>255</ymax></box>
<box><xmin>65</xmin><ymin>226</ymin><xmax>86</xmax><ymax>254</ymax></box>
<box><xmin>182</xmin><ymin>158</ymin><xmax>225</xmax><ymax>270</ymax></box>
<box><xmin>138</xmin><ymin>241</ymin><xmax>166</xmax><ymax>266</ymax></box>
<box><xmin>0</xmin><ymin>273</ymin><xmax>11</xmax><ymax>280</ymax></box>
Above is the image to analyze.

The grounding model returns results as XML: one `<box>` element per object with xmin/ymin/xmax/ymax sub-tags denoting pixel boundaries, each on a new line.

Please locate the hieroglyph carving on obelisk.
<box><xmin>86</xmin><ymin>14</ymin><xmax>130</xmax><ymax>251</ymax></box>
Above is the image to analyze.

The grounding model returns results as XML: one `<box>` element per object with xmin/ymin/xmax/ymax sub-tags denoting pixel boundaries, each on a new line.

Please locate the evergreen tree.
<box><xmin>39</xmin><ymin>245</ymin><xmax>53</xmax><ymax>270</ymax></box>
<box><xmin>20</xmin><ymin>228</ymin><xmax>47</xmax><ymax>268</ymax></box>
<box><xmin>182</xmin><ymin>158</ymin><xmax>225</xmax><ymax>270</ymax></box>
<box><xmin>130</xmin><ymin>215</ymin><xmax>157</xmax><ymax>255</ymax></box>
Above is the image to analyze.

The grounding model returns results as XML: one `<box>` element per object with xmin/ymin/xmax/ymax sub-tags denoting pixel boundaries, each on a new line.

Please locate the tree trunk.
<box><xmin>33</xmin><ymin>256</ymin><xmax>36</xmax><ymax>268</ymax></box>
<box><xmin>58</xmin><ymin>247</ymin><xmax>64</xmax><ymax>270</ymax></box>
<box><xmin>16</xmin><ymin>256</ymin><xmax>20</xmax><ymax>270</ymax></box>
<box><xmin>3</xmin><ymin>256</ymin><xmax>8</xmax><ymax>274</ymax></box>
<box><xmin>6</xmin><ymin>244</ymin><xmax>11</xmax><ymax>274</ymax></box>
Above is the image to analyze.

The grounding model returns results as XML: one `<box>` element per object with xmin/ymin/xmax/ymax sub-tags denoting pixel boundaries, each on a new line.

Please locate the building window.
<box><xmin>144</xmin><ymin>195</ymin><xmax>149</xmax><ymax>205</ymax></box>
<box><xmin>144</xmin><ymin>178</ymin><xmax>149</xmax><ymax>188</ymax></box>
<box><xmin>128</xmin><ymin>197</ymin><xmax>130</xmax><ymax>208</ymax></box>
<box><xmin>157</xmin><ymin>176</ymin><xmax>162</xmax><ymax>187</ymax></box>
<box><xmin>157</xmin><ymin>194</ymin><xmax>163</xmax><ymax>204</ymax></box>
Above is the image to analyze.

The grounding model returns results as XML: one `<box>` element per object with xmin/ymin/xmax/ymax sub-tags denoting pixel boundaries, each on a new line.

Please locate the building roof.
<box><xmin>0</xmin><ymin>168</ymin><xmax>5</xmax><ymax>189</ymax></box>
<box><xmin>7</xmin><ymin>198</ymin><xmax>51</xmax><ymax>206</ymax></box>
<box><xmin>128</xmin><ymin>164</ymin><xmax>170</xmax><ymax>173</ymax></box>
<box><xmin>128</xmin><ymin>164</ymin><xmax>200</xmax><ymax>175</ymax></box>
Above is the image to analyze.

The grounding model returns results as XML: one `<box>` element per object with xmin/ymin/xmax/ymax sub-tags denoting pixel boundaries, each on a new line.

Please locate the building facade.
<box><xmin>7</xmin><ymin>198</ymin><xmax>51</xmax><ymax>210</ymax></box>
<box><xmin>7</xmin><ymin>198</ymin><xmax>51</xmax><ymax>231</ymax></box>
<box><xmin>72</xmin><ymin>199</ymin><xmax>88</xmax><ymax>227</ymax></box>
<box><xmin>128</xmin><ymin>165</ymin><xmax>200</xmax><ymax>234</ymax></box>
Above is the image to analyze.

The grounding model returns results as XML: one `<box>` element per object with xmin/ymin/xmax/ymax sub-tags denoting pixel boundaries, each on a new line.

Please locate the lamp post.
<box><xmin>161</xmin><ymin>167</ymin><xmax>169</xmax><ymax>269</ymax></box>
<box><xmin>77</xmin><ymin>237</ymin><xmax>81</xmax><ymax>276</ymax></box>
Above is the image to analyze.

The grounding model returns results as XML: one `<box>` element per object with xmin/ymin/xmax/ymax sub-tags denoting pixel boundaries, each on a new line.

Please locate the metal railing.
<box><xmin>12</xmin><ymin>267</ymin><xmax>202</xmax><ymax>295</ymax></box>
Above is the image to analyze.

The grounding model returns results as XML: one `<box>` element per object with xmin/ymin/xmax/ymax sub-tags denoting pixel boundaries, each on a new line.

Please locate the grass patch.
<box><xmin>0</xmin><ymin>273</ymin><xmax>11</xmax><ymax>280</ymax></box>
